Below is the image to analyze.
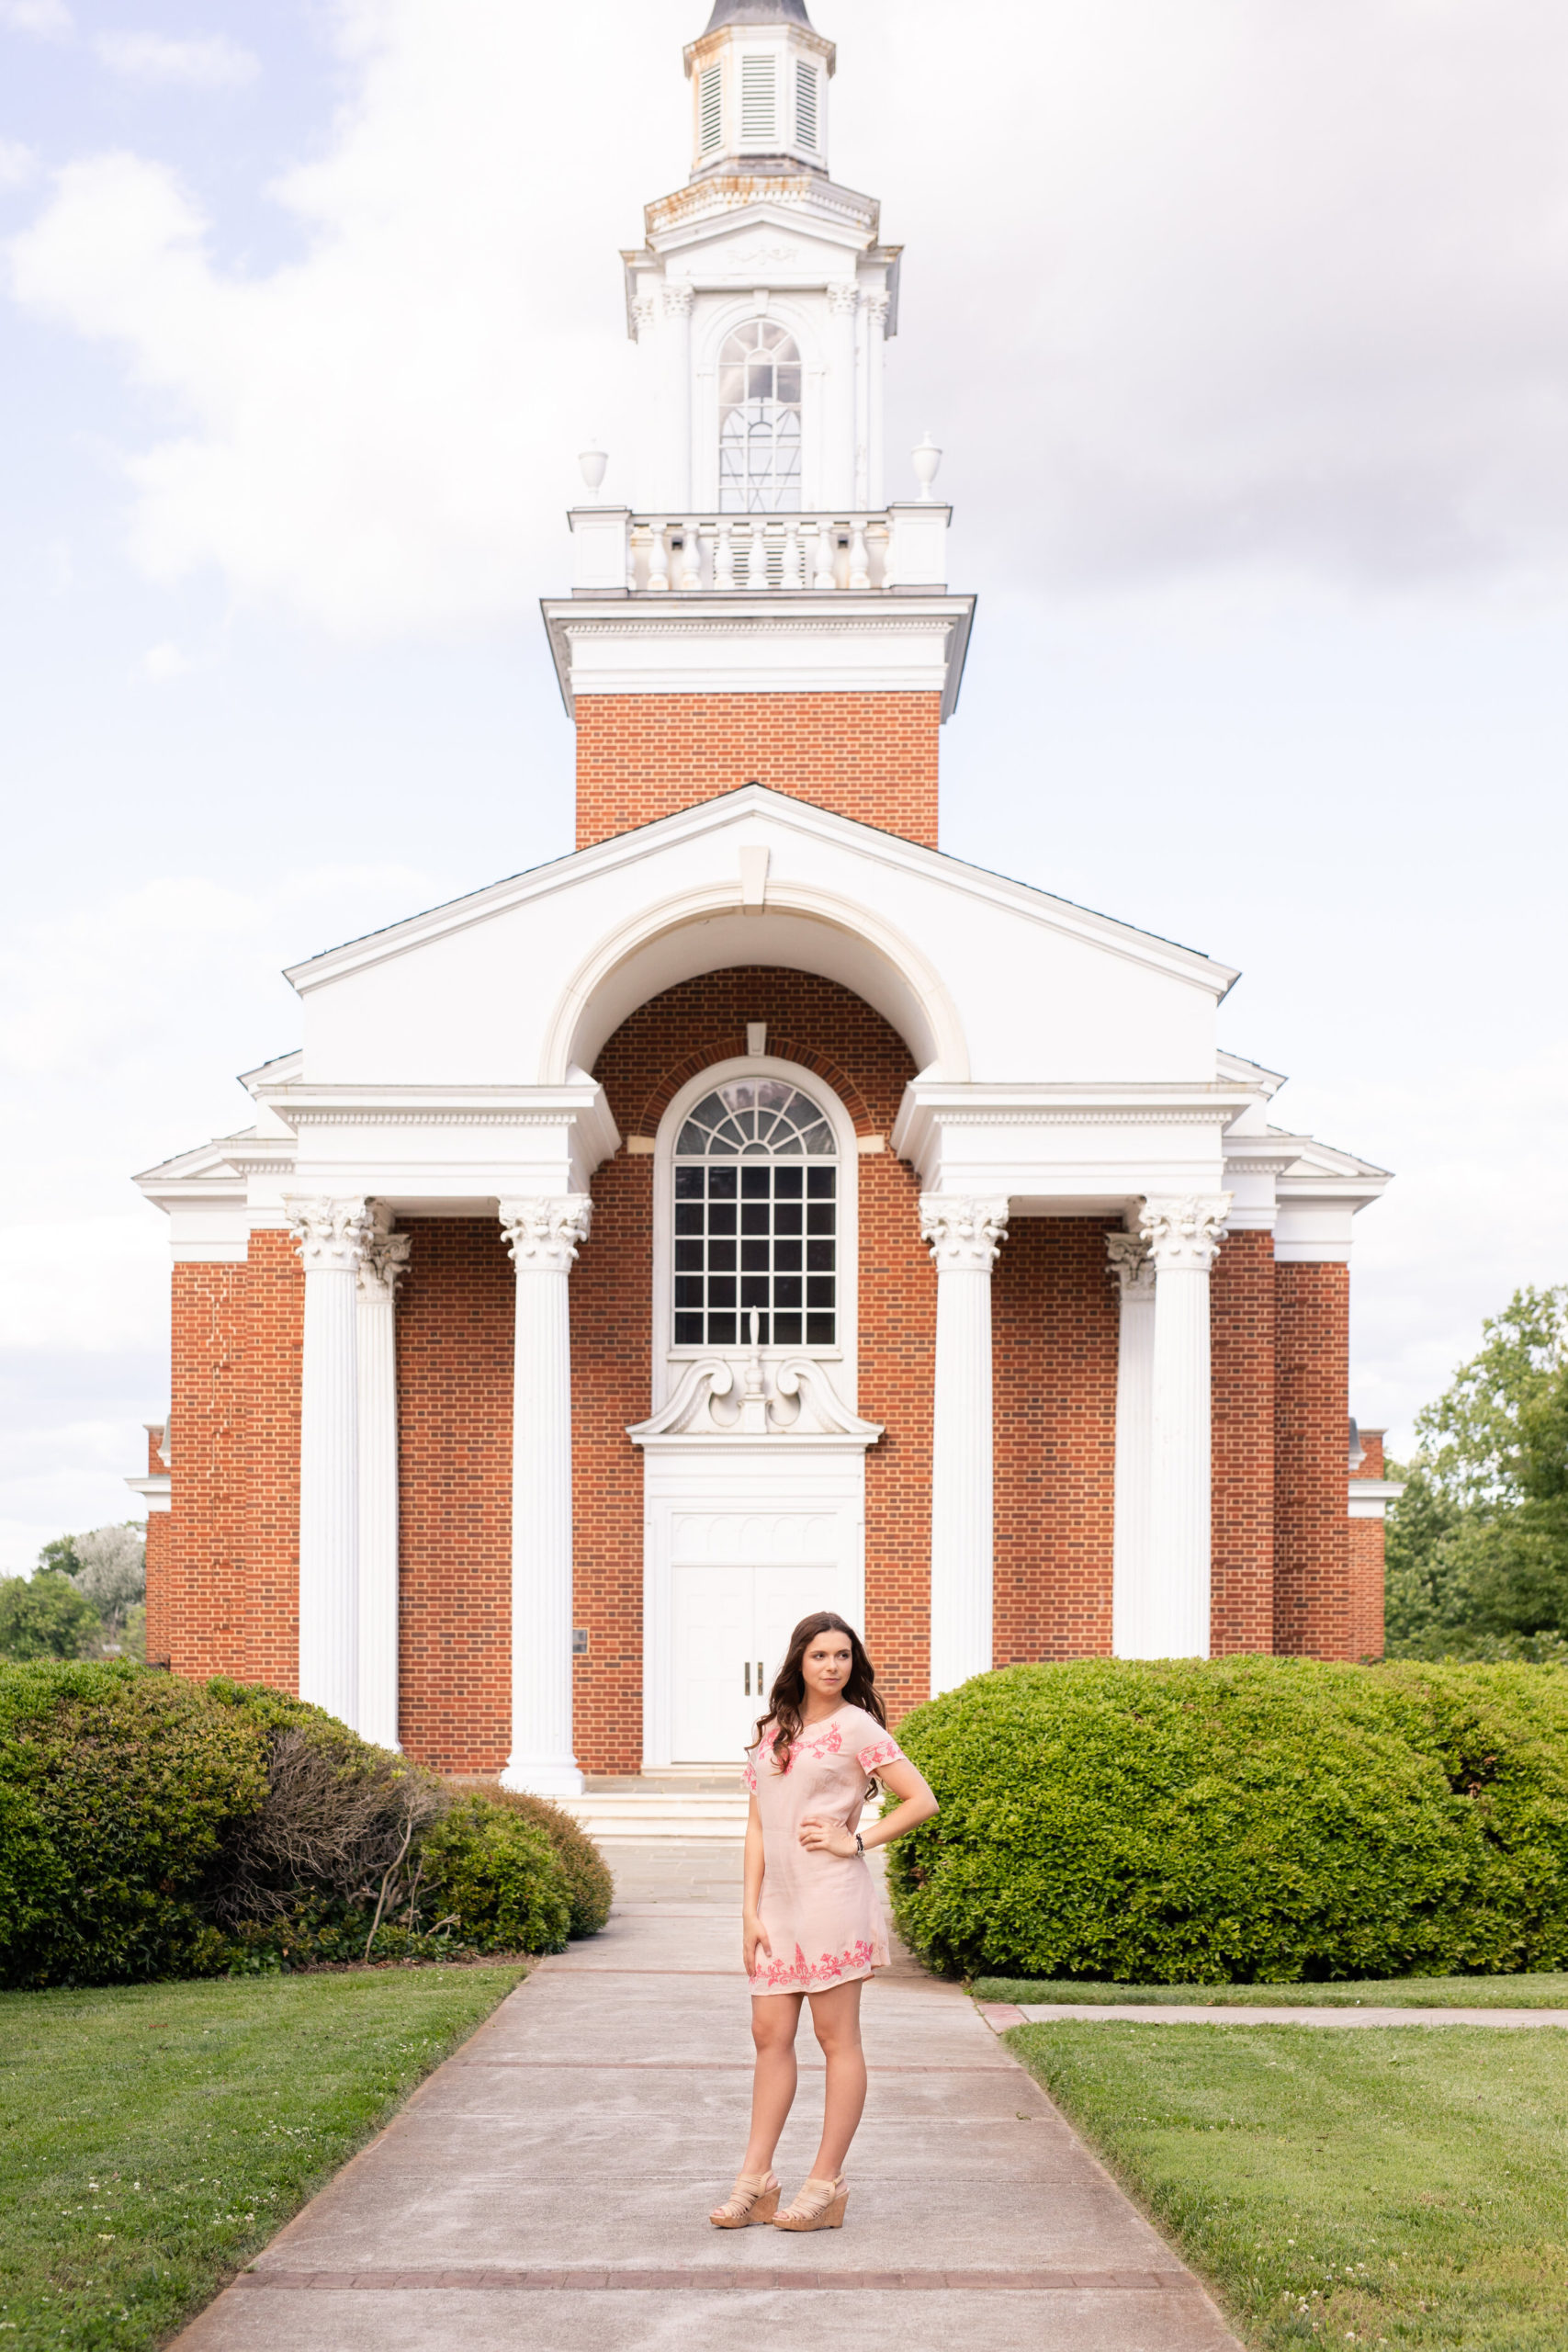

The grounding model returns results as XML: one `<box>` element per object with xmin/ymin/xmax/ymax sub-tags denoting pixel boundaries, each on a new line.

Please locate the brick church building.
<box><xmin>131</xmin><ymin>0</ymin><xmax>1400</xmax><ymax>1798</ymax></box>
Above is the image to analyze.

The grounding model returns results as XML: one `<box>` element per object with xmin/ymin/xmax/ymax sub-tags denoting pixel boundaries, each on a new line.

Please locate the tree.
<box><xmin>36</xmin><ymin>1534</ymin><xmax>81</xmax><ymax>1579</ymax></box>
<box><xmin>0</xmin><ymin>1572</ymin><xmax>103</xmax><ymax>1661</ymax></box>
<box><xmin>69</xmin><ymin>1524</ymin><xmax>146</xmax><ymax>1644</ymax></box>
<box><xmin>1385</xmin><ymin>1284</ymin><xmax>1568</xmax><ymax>1658</ymax></box>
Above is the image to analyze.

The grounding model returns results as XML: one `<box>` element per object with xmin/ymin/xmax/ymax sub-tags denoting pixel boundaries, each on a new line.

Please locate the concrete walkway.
<box><xmin>175</xmin><ymin>1841</ymin><xmax>1242</xmax><ymax>2352</ymax></box>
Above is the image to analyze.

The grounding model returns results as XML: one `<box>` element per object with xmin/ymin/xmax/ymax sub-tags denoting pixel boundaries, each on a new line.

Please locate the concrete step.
<box><xmin>564</xmin><ymin>1789</ymin><xmax>750</xmax><ymax>1840</ymax></box>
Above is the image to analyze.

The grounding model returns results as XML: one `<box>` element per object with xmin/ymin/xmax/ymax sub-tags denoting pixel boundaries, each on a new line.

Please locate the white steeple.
<box><xmin>684</xmin><ymin>0</ymin><xmax>834</xmax><ymax>182</ymax></box>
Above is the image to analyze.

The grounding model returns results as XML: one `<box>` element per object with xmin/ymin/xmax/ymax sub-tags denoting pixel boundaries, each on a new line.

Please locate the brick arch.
<box><xmin>636</xmin><ymin>1032</ymin><xmax>877</xmax><ymax>1140</ymax></box>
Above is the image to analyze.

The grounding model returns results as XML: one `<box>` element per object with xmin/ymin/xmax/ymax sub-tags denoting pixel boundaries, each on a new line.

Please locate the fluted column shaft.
<box><xmin>1141</xmin><ymin>1194</ymin><xmax>1232</xmax><ymax>1657</ymax></box>
<box><xmin>922</xmin><ymin>1195</ymin><xmax>1009</xmax><ymax>1697</ymax></box>
<box><xmin>825</xmin><ymin>283</ymin><xmax>859</xmax><ymax>510</ymax></box>
<box><xmin>500</xmin><ymin>1196</ymin><xmax>592</xmax><ymax>1797</ymax></box>
<box><xmin>1107</xmin><ymin>1232</ymin><xmax>1157</xmax><ymax>1657</ymax></box>
<box><xmin>662</xmin><ymin>283</ymin><xmax>694</xmax><ymax>510</ymax></box>
<box><xmin>356</xmin><ymin>1212</ymin><xmax>411</xmax><ymax>1750</ymax></box>
<box><xmin>288</xmin><ymin>1197</ymin><xmax>371</xmax><ymax>1726</ymax></box>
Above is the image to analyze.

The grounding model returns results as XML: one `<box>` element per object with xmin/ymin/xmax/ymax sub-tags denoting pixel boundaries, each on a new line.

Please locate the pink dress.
<box><xmin>743</xmin><ymin>1702</ymin><xmax>907</xmax><ymax>1996</ymax></box>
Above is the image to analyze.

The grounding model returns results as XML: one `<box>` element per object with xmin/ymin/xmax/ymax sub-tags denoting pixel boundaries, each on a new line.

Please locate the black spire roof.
<box><xmin>703</xmin><ymin>0</ymin><xmax>814</xmax><ymax>27</ymax></box>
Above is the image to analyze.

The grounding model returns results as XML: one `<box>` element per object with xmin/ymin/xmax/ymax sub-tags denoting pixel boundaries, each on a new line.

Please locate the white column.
<box><xmin>287</xmin><ymin>1196</ymin><xmax>371</xmax><ymax>1726</ymax></box>
<box><xmin>862</xmin><ymin>290</ymin><xmax>889</xmax><ymax>509</ymax></box>
<box><xmin>662</xmin><ymin>281</ymin><xmax>694</xmax><ymax>510</ymax></box>
<box><xmin>499</xmin><ymin>1195</ymin><xmax>592</xmax><ymax>1797</ymax></box>
<box><xmin>921</xmin><ymin>1194</ymin><xmax>1009</xmax><ymax>1697</ymax></box>
<box><xmin>825</xmin><ymin>282</ymin><xmax>859</xmax><ymax>510</ymax></box>
<box><xmin>356</xmin><ymin>1209</ymin><xmax>411</xmax><ymax>1750</ymax></box>
<box><xmin>1140</xmin><ymin>1194</ymin><xmax>1232</xmax><ymax>1658</ymax></box>
<box><xmin>1106</xmin><ymin>1232</ymin><xmax>1157</xmax><ymax>1657</ymax></box>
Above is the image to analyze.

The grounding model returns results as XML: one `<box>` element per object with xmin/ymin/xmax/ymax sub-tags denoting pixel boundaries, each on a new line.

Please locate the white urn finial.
<box><xmin>911</xmin><ymin>432</ymin><xmax>942</xmax><ymax>501</ymax></box>
<box><xmin>578</xmin><ymin>440</ymin><xmax>609</xmax><ymax>496</ymax></box>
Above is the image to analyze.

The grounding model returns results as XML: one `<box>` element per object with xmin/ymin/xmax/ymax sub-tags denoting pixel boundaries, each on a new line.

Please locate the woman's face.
<box><xmin>800</xmin><ymin>1628</ymin><xmax>853</xmax><ymax>1702</ymax></box>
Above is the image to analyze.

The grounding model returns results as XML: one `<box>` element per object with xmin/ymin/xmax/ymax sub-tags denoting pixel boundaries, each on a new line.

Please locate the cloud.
<box><xmin>0</xmin><ymin>139</ymin><xmax>38</xmax><ymax>188</ymax></box>
<box><xmin>0</xmin><ymin>0</ymin><xmax>72</xmax><ymax>39</ymax></box>
<box><xmin>94</xmin><ymin>31</ymin><xmax>258</xmax><ymax>90</ymax></box>
<box><xmin>138</xmin><ymin>638</ymin><xmax>188</xmax><ymax>682</ymax></box>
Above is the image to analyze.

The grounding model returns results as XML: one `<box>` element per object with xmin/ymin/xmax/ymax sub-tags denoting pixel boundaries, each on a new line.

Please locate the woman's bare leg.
<box><xmin>739</xmin><ymin>1992</ymin><xmax>803</xmax><ymax>2176</ymax></box>
<box><xmin>804</xmin><ymin>1977</ymin><xmax>866</xmax><ymax>2179</ymax></box>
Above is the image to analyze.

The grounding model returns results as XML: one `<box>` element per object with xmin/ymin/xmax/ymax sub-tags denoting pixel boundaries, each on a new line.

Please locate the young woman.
<box><xmin>708</xmin><ymin>1611</ymin><xmax>939</xmax><ymax>2233</ymax></box>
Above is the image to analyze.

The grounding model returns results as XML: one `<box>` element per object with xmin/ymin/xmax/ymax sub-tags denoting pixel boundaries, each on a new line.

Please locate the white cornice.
<box><xmin>282</xmin><ymin>784</ymin><xmax>1238</xmax><ymax>1010</ymax></box>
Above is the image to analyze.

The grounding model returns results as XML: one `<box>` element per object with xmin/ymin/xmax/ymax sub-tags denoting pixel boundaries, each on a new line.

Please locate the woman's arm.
<box><xmin>798</xmin><ymin>1756</ymin><xmax>939</xmax><ymax>1857</ymax></box>
<box><xmin>742</xmin><ymin>1793</ymin><xmax>771</xmax><ymax>1975</ymax></box>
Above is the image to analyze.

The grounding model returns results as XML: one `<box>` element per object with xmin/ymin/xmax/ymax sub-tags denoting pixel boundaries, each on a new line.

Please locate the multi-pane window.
<box><xmin>672</xmin><ymin>1080</ymin><xmax>838</xmax><ymax>1350</ymax></box>
<box><xmin>718</xmin><ymin>322</ymin><xmax>802</xmax><ymax>512</ymax></box>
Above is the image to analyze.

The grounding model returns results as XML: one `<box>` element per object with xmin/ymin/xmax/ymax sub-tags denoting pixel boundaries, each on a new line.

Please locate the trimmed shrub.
<box><xmin>475</xmin><ymin>1784</ymin><xmax>614</xmax><ymax>1938</ymax></box>
<box><xmin>420</xmin><ymin>1797</ymin><xmax>572</xmax><ymax>1957</ymax></box>
<box><xmin>886</xmin><ymin>1657</ymin><xmax>1568</xmax><ymax>1984</ymax></box>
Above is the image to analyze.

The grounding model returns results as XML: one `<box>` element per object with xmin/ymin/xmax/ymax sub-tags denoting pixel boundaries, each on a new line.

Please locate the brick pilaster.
<box><xmin>1210</xmin><ymin>1229</ymin><xmax>1276</xmax><ymax>1653</ymax></box>
<box><xmin>1273</xmin><ymin>1260</ymin><xmax>1351</xmax><ymax>1657</ymax></box>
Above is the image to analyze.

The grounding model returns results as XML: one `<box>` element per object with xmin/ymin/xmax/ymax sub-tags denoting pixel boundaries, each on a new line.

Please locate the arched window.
<box><xmin>717</xmin><ymin>322</ymin><xmax>803</xmax><ymax>512</ymax></box>
<box><xmin>672</xmin><ymin>1079</ymin><xmax>837</xmax><ymax>1349</ymax></box>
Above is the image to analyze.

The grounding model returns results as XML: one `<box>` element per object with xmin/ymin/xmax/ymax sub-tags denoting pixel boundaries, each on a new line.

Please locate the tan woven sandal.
<box><xmin>772</xmin><ymin>2175</ymin><xmax>848</xmax><ymax>2231</ymax></box>
<box><xmin>708</xmin><ymin>2171</ymin><xmax>781</xmax><ymax>2228</ymax></box>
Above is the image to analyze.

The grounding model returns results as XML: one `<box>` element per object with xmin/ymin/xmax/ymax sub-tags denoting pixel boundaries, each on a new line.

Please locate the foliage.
<box><xmin>0</xmin><ymin>1663</ymin><xmax>604</xmax><ymax>1988</ymax></box>
<box><xmin>36</xmin><ymin>1534</ymin><xmax>81</xmax><ymax>1578</ymax></box>
<box><xmin>68</xmin><ymin>1523</ymin><xmax>146</xmax><ymax>1641</ymax></box>
<box><xmin>0</xmin><ymin>1574</ymin><xmax>103</xmax><ymax>1663</ymax></box>
<box><xmin>419</xmin><ymin>1795</ymin><xmax>572</xmax><ymax>1958</ymax></box>
<box><xmin>1010</xmin><ymin>2018</ymin><xmax>1568</xmax><ymax>2350</ymax></box>
<box><xmin>473</xmin><ymin>1782</ymin><xmax>614</xmax><ymax>1938</ymax></box>
<box><xmin>886</xmin><ymin>1656</ymin><xmax>1568</xmax><ymax>1984</ymax></box>
<box><xmin>0</xmin><ymin>1965</ymin><xmax>523</xmax><ymax>2352</ymax></box>
<box><xmin>1386</xmin><ymin>1284</ymin><xmax>1568</xmax><ymax>1656</ymax></box>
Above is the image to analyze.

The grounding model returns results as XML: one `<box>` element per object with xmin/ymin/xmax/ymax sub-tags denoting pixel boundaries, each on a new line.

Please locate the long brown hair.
<box><xmin>754</xmin><ymin>1611</ymin><xmax>886</xmax><ymax>1772</ymax></box>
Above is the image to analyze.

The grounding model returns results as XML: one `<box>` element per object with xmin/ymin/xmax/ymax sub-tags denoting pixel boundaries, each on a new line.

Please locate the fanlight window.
<box><xmin>673</xmin><ymin>1080</ymin><xmax>837</xmax><ymax>1350</ymax></box>
<box><xmin>718</xmin><ymin>322</ymin><xmax>803</xmax><ymax>513</ymax></box>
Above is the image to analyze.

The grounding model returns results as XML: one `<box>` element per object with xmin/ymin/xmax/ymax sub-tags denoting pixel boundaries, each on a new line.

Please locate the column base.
<box><xmin>501</xmin><ymin>1755</ymin><xmax>586</xmax><ymax>1799</ymax></box>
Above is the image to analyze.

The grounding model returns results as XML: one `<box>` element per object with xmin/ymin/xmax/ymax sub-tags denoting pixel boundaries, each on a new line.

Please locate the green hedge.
<box><xmin>0</xmin><ymin>1662</ymin><xmax>607</xmax><ymax>1988</ymax></box>
<box><xmin>886</xmin><ymin>1657</ymin><xmax>1568</xmax><ymax>1984</ymax></box>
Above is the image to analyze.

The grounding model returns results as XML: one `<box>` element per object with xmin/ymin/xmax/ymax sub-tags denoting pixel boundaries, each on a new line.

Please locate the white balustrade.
<box><xmin>609</xmin><ymin>511</ymin><xmax>920</xmax><ymax>594</ymax></box>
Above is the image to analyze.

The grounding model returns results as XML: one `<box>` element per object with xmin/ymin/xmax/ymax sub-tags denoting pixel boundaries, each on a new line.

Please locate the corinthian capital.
<box><xmin>286</xmin><ymin>1195</ymin><xmax>372</xmax><ymax>1273</ymax></box>
<box><xmin>826</xmin><ymin>281</ymin><xmax>860</xmax><ymax>318</ymax></box>
<box><xmin>359</xmin><ymin>1204</ymin><xmax>412</xmax><ymax>1302</ymax></box>
<box><xmin>919</xmin><ymin>1194</ymin><xmax>1010</xmax><ymax>1273</ymax></box>
<box><xmin>662</xmin><ymin>281</ymin><xmax>694</xmax><ymax>320</ymax></box>
<box><xmin>1105</xmin><ymin>1231</ymin><xmax>1156</xmax><ymax>1296</ymax></box>
<box><xmin>500</xmin><ymin>1195</ymin><xmax>593</xmax><ymax>1273</ymax></box>
<box><xmin>630</xmin><ymin>293</ymin><xmax>659</xmax><ymax>339</ymax></box>
<box><xmin>1139</xmin><ymin>1193</ymin><xmax>1232</xmax><ymax>1273</ymax></box>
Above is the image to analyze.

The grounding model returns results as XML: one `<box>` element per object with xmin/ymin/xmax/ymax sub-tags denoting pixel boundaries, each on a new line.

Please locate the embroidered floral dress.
<box><xmin>743</xmin><ymin>1702</ymin><xmax>906</xmax><ymax>1996</ymax></box>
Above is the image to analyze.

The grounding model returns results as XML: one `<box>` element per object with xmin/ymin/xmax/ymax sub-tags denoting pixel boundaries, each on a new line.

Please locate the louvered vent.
<box><xmin>795</xmin><ymin>60</ymin><xmax>818</xmax><ymax>151</ymax></box>
<box><xmin>740</xmin><ymin>52</ymin><xmax>776</xmax><ymax>145</ymax></box>
<box><xmin>698</xmin><ymin>66</ymin><xmax>722</xmax><ymax>155</ymax></box>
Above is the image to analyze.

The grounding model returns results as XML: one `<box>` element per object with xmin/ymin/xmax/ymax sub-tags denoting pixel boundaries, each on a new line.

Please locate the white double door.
<box><xmin>672</xmin><ymin>1557</ymin><xmax>849</xmax><ymax>1764</ymax></box>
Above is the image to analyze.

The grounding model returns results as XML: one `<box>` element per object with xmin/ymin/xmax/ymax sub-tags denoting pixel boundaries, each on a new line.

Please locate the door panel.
<box><xmin>671</xmin><ymin>1563</ymin><xmax>753</xmax><ymax>1762</ymax></box>
<box><xmin>752</xmin><ymin>1561</ymin><xmax>848</xmax><ymax>1718</ymax></box>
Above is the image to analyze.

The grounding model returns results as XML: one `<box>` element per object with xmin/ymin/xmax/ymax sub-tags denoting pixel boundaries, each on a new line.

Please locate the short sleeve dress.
<box><xmin>743</xmin><ymin>1702</ymin><xmax>907</xmax><ymax>1996</ymax></box>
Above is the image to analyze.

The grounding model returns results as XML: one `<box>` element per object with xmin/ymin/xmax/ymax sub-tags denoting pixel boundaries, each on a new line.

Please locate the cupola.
<box><xmin>683</xmin><ymin>0</ymin><xmax>835</xmax><ymax>181</ymax></box>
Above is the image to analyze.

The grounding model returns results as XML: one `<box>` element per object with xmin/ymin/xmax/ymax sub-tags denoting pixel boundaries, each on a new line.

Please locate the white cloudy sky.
<box><xmin>3</xmin><ymin>0</ymin><xmax>1567</xmax><ymax>1568</ymax></box>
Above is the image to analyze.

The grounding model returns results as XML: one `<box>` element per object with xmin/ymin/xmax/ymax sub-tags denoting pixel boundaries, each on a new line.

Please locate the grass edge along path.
<box><xmin>1008</xmin><ymin>2016</ymin><xmax>1568</xmax><ymax>2350</ymax></box>
<box><xmin>974</xmin><ymin>1971</ymin><xmax>1568</xmax><ymax>2007</ymax></box>
<box><xmin>0</xmin><ymin>1962</ymin><xmax>525</xmax><ymax>2352</ymax></box>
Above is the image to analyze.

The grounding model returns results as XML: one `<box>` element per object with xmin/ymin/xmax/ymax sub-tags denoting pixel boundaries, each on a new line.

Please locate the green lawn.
<box><xmin>1010</xmin><ymin>2018</ymin><xmax>1568</xmax><ymax>2349</ymax></box>
<box><xmin>976</xmin><ymin>1973</ymin><xmax>1568</xmax><ymax>2007</ymax></box>
<box><xmin>0</xmin><ymin>1963</ymin><xmax>525</xmax><ymax>2352</ymax></box>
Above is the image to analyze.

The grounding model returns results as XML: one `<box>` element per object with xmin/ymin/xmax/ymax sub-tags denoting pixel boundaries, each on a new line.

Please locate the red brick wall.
<box><xmin>572</xmin><ymin>966</ymin><xmax>933</xmax><ymax>1769</ymax></box>
<box><xmin>1348</xmin><ymin>1425</ymin><xmax>1387</xmax><ymax>1659</ymax></box>
<box><xmin>992</xmin><ymin>1218</ymin><xmax>1119</xmax><ymax>1662</ymax></box>
<box><xmin>1210</xmin><ymin>1229</ymin><xmax>1277</xmax><ymax>1654</ymax></box>
<box><xmin>241</xmin><ymin>1232</ymin><xmax>302</xmax><ymax>1692</ymax></box>
<box><xmin>164</xmin><ymin>1261</ymin><xmax>247</xmax><ymax>1678</ymax></box>
<box><xmin>396</xmin><ymin>1218</ymin><xmax>513</xmax><ymax>1774</ymax></box>
<box><xmin>1273</xmin><ymin>1261</ymin><xmax>1351</xmax><ymax>1658</ymax></box>
<box><xmin>575</xmin><ymin>693</ymin><xmax>942</xmax><ymax>849</ymax></box>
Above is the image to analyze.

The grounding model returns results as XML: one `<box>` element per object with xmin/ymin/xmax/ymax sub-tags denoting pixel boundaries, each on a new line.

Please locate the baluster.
<box><xmin>870</xmin><ymin>520</ymin><xmax>891</xmax><ymax>590</ymax></box>
<box><xmin>780</xmin><ymin>518</ymin><xmax>803</xmax><ymax>590</ymax></box>
<box><xmin>714</xmin><ymin>520</ymin><xmax>735</xmax><ymax>591</ymax></box>
<box><xmin>677</xmin><ymin>524</ymin><xmax>702</xmax><ymax>592</ymax></box>
<box><xmin>647</xmin><ymin>523</ymin><xmax>671</xmax><ymax>592</ymax></box>
<box><xmin>848</xmin><ymin>519</ymin><xmax>871</xmax><ymax>591</ymax></box>
<box><xmin>811</xmin><ymin>519</ymin><xmax>837</xmax><ymax>591</ymax></box>
<box><xmin>626</xmin><ymin>520</ymin><xmax>641</xmax><ymax>591</ymax></box>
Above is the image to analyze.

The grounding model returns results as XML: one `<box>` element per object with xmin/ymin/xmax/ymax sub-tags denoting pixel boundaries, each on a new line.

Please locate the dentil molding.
<box><xmin>919</xmin><ymin>1193</ymin><xmax>1010</xmax><ymax>1272</ymax></box>
<box><xmin>499</xmin><ymin>1196</ymin><xmax>593</xmax><ymax>1273</ymax></box>
<box><xmin>1139</xmin><ymin>1193</ymin><xmax>1233</xmax><ymax>1272</ymax></box>
<box><xmin>286</xmin><ymin>1195</ymin><xmax>372</xmax><ymax>1272</ymax></box>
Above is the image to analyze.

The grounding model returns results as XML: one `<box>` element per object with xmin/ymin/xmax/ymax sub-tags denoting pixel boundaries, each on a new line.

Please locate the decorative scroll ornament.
<box><xmin>919</xmin><ymin>1194</ymin><xmax>1010</xmax><ymax>1273</ymax></box>
<box><xmin>359</xmin><ymin>1204</ymin><xmax>412</xmax><ymax>1302</ymax></box>
<box><xmin>499</xmin><ymin>1196</ymin><xmax>593</xmax><ymax>1273</ymax></box>
<box><xmin>285</xmin><ymin>1195</ymin><xmax>372</xmax><ymax>1273</ymax></box>
<box><xmin>1138</xmin><ymin>1193</ymin><xmax>1233</xmax><ymax>1273</ymax></box>
<box><xmin>627</xmin><ymin>1352</ymin><xmax>883</xmax><ymax>1447</ymax></box>
<box><xmin>1105</xmin><ymin>1232</ymin><xmax>1156</xmax><ymax>1297</ymax></box>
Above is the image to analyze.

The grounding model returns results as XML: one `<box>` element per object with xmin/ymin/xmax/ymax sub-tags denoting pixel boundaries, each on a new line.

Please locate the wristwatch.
<box><xmin>854</xmin><ymin>1832</ymin><xmax>864</xmax><ymax>1857</ymax></box>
